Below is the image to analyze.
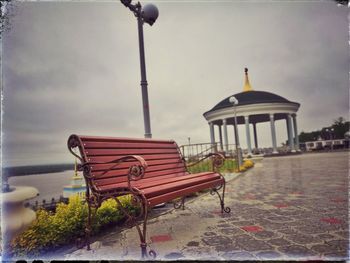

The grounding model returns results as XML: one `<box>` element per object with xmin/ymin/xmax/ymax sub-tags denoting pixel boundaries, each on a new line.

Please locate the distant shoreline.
<box><xmin>3</xmin><ymin>164</ymin><xmax>75</xmax><ymax>177</ymax></box>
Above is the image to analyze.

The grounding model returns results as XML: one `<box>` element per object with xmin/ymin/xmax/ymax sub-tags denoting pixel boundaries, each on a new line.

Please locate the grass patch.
<box><xmin>187</xmin><ymin>158</ymin><xmax>238</xmax><ymax>173</ymax></box>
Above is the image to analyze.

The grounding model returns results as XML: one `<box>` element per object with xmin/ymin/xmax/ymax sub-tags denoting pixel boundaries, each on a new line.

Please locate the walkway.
<box><xmin>66</xmin><ymin>151</ymin><xmax>349</xmax><ymax>260</ymax></box>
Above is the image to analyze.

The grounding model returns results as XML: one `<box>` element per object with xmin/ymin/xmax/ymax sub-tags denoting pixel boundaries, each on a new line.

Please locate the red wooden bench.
<box><xmin>68</xmin><ymin>134</ymin><xmax>230</xmax><ymax>258</ymax></box>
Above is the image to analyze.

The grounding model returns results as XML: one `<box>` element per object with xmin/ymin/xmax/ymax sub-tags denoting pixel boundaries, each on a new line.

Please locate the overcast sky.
<box><xmin>2</xmin><ymin>0</ymin><xmax>349</xmax><ymax>166</ymax></box>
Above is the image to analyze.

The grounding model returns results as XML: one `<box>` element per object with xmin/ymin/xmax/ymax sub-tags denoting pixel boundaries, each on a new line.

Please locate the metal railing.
<box><xmin>179</xmin><ymin>142</ymin><xmax>240</xmax><ymax>173</ymax></box>
<box><xmin>179</xmin><ymin>142</ymin><xmax>217</xmax><ymax>162</ymax></box>
<box><xmin>179</xmin><ymin>142</ymin><xmax>240</xmax><ymax>161</ymax></box>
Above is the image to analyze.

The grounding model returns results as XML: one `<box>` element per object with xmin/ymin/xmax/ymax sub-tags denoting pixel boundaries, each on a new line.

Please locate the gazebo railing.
<box><xmin>179</xmin><ymin>142</ymin><xmax>218</xmax><ymax>162</ymax></box>
<box><xmin>179</xmin><ymin>142</ymin><xmax>239</xmax><ymax>173</ymax></box>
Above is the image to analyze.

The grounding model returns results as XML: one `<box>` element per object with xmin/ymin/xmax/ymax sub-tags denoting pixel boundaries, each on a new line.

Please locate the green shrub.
<box><xmin>12</xmin><ymin>194</ymin><xmax>136</xmax><ymax>256</ymax></box>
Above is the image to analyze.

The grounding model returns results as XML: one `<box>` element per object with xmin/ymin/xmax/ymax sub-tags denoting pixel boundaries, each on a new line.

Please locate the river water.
<box><xmin>8</xmin><ymin>170</ymin><xmax>77</xmax><ymax>204</ymax></box>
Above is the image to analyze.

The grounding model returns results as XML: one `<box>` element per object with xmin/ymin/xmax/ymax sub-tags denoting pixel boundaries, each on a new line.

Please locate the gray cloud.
<box><xmin>2</xmin><ymin>1</ymin><xmax>348</xmax><ymax>166</ymax></box>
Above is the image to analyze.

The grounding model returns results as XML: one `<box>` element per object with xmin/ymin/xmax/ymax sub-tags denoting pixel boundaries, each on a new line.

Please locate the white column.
<box><xmin>286</xmin><ymin>116</ymin><xmax>293</xmax><ymax>152</ymax></box>
<box><xmin>209</xmin><ymin>122</ymin><xmax>215</xmax><ymax>143</ymax></box>
<box><xmin>218</xmin><ymin>125</ymin><xmax>223</xmax><ymax>151</ymax></box>
<box><xmin>269</xmin><ymin>114</ymin><xmax>278</xmax><ymax>154</ymax></box>
<box><xmin>287</xmin><ymin>114</ymin><xmax>295</xmax><ymax>152</ymax></box>
<box><xmin>209</xmin><ymin>122</ymin><xmax>215</xmax><ymax>150</ymax></box>
<box><xmin>223</xmin><ymin>119</ymin><xmax>229</xmax><ymax>152</ymax></box>
<box><xmin>253</xmin><ymin>122</ymin><xmax>258</xmax><ymax>149</ymax></box>
<box><xmin>244</xmin><ymin>116</ymin><xmax>252</xmax><ymax>155</ymax></box>
<box><xmin>292</xmin><ymin>114</ymin><xmax>300</xmax><ymax>151</ymax></box>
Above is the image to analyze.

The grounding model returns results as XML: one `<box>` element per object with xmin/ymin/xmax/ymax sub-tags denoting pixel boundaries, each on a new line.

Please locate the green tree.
<box><xmin>298</xmin><ymin>117</ymin><xmax>349</xmax><ymax>142</ymax></box>
<box><xmin>331</xmin><ymin>117</ymin><xmax>350</xmax><ymax>139</ymax></box>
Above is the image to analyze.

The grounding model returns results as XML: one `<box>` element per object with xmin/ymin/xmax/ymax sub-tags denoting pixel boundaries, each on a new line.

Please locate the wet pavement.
<box><xmin>65</xmin><ymin>152</ymin><xmax>349</xmax><ymax>260</ymax></box>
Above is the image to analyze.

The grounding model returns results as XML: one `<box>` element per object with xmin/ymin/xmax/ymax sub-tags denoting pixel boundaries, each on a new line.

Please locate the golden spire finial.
<box><xmin>243</xmin><ymin>67</ymin><xmax>253</xmax><ymax>92</ymax></box>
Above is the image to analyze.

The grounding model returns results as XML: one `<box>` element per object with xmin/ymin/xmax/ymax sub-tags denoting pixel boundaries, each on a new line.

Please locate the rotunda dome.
<box><xmin>205</xmin><ymin>90</ymin><xmax>299</xmax><ymax>115</ymax></box>
<box><xmin>204</xmin><ymin>68</ymin><xmax>299</xmax><ymax>115</ymax></box>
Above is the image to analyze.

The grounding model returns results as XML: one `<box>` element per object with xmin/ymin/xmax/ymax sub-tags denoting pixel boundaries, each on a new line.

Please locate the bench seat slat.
<box><xmin>83</xmin><ymin>141</ymin><xmax>177</xmax><ymax>150</ymax></box>
<box><xmin>85</xmin><ymin>148</ymin><xmax>179</xmax><ymax>156</ymax></box>
<box><xmin>90</xmin><ymin>158</ymin><xmax>184</xmax><ymax>172</ymax></box>
<box><xmin>80</xmin><ymin>136</ymin><xmax>173</xmax><ymax>144</ymax></box>
<box><xmin>94</xmin><ymin>172</ymin><xmax>189</xmax><ymax>186</ymax></box>
<box><xmin>147</xmin><ymin>178</ymin><xmax>224</xmax><ymax>207</ymax></box>
<box><xmin>86</xmin><ymin>154</ymin><xmax>183</xmax><ymax>163</ymax></box>
<box><xmin>94</xmin><ymin>167</ymin><xmax>187</xmax><ymax>186</ymax></box>
<box><xmin>92</xmin><ymin>162</ymin><xmax>186</xmax><ymax>178</ymax></box>
<box><xmin>95</xmin><ymin>172</ymin><xmax>215</xmax><ymax>191</ymax></box>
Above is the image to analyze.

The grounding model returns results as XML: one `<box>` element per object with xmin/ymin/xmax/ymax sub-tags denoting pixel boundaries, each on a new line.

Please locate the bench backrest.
<box><xmin>68</xmin><ymin>135</ymin><xmax>187</xmax><ymax>190</ymax></box>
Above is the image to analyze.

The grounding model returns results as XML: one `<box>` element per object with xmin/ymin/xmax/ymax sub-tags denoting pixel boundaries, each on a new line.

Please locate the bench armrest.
<box><xmin>82</xmin><ymin>155</ymin><xmax>148</xmax><ymax>181</ymax></box>
<box><xmin>186</xmin><ymin>152</ymin><xmax>225</xmax><ymax>171</ymax></box>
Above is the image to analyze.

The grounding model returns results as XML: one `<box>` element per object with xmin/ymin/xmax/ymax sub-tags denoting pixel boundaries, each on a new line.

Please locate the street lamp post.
<box><xmin>325</xmin><ymin>128</ymin><xmax>334</xmax><ymax>151</ymax></box>
<box><xmin>121</xmin><ymin>0</ymin><xmax>159</xmax><ymax>138</ymax></box>
<box><xmin>229</xmin><ymin>96</ymin><xmax>243</xmax><ymax>171</ymax></box>
<box><xmin>329</xmin><ymin>128</ymin><xmax>334</xmax><ymax>151</ymax></box>
<box><xmin>331</xmin><ymin>128</ymin><xmax>334</xmax><ymax>151</ymax></box>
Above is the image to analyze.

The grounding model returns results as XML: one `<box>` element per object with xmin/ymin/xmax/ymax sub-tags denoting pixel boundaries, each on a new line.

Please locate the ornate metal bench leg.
<box><xmin>83</xmin><ymin>188</ymin><xmax>99</xmax><ymax>251</ymax></box>
<box><xmin>86</xmin><ymin>202</ymin><xmax>92</xmax><ymax>250</ymax></box>
<box><xmin>221</xmin><ymin>182</ymin><xmax>231</xmax><ymax>213</ymax></box>
<box><xmin>138</xmin><ymin>198</ymin><xmax>156</xmax><ymax>259</ymax></box>
<box><xmin>173</xmin><ymin>197</ymin><xmax>185</xmax><ymax>210</ymax></box>
<box><xmin>210</xmin><ymin>181</ymin><xmax>231</xmax><ymax>214</ymax></box>
<box><xmin>114</xmin><ymin>195</ymin><xmax>157</xmax><ymax>259</ymax></box>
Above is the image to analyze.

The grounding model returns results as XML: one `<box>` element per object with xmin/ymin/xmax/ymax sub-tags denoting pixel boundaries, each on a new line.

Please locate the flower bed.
<box><xmin>11</xmin><ymin>195</ymin><xmax>137</xmax><ymax>256</ymax></box>
<box><xmin>235</xmin><ymin>159</ymin><xmax>255</xmax><ymax>172</ymax></box>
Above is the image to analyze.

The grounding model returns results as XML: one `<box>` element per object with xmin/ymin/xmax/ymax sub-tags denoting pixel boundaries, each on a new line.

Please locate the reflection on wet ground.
<box><xmin>64</xmin><ymin>152</ymin><xmax>348</xmax><ymax>261</ymax></box>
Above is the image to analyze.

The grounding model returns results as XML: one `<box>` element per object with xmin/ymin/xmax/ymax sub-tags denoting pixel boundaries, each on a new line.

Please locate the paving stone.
<box><xmin>221</xmin><ymin>251</ymin><xmax>256</xmax><ymax>260</ymax></box>
<box><xmin>237</xmin><ymin>238</ymin><xmax>273</xmax><ymax>252</ymax></box>
<box><xmin>266</xmin><ymin>215</ymin><xmax>294</xmax><ymax>222</ymax></box>
<box><xmin>240</xmin><ymin>225</ymin><xmax>264</xmax><ymax>232</ymax></box>
<box><xmin>200</xmin><ymin>213</ymin><xmax>215</xmax><ymax>218</ymax></box>
<box><xmin>311</xmin><ymin>244</ymin><xmax>339</xmax><ymax>254</ymax></box>
<box><xmin>323</xmin><ymin>251</ymin><xmax>349</xmax><ymax>260</ymax></box>
<box><xmin>325</xmin><ymin>239</ymin><xmax>349</xmax><ymax>251</ymax></box>
<box><xmin>217</xmin><ymin>223</ymin><xmax>231</xmax><ymax>228</ymax></box>
<box><xmin>317</xmin><ymin>233</ymin><xmax>336</xmax><ymax>240</ymax></box>
<box><xmin>164</xmin><ymin>252</ymin><xmax>185</xmax><ymax>259</ymax></box>
<box><xmin>203</xmin><ymin>231</ymin><xmax>217</xmax><ymax>237</ymax></box>
<box><xmin>284</xmin><ymin>234</ymin><xmax>320</xmax><ymax>244</ymax></box>
<box><xmin>182</xmin><ymin>246</ymin><xmax>213</xmax><ymax>258</ymax></box>
<box><xmin>186</xmin><ymin>241</ymin><xmax>199</xmax><ymax>247</ymax></box>
<box><xmin>259</xmin><ymin>221</ymin><xmax>287</xmax><ymax>230</ymax></box>
<box><xmin>215</xmin><ymin>241</ymin><xmax>242</xmax><ymax>252</ymax></box>
<box><xmin>251</xmin><ymin>230</ymin><xmax>279</xmax><ymax>240</ymax></box>
<box><xmin>150</xmin><ymin>234</ymin><xmax>172</xmax><ymax>243</ymax></box>
<box><xmin>201</xmin><ymin>235</ymin><xmax>232</xmax><ymax>246</ymax></box>
<box><xmin>268</xmin><ymin>238</ymin><xmax>292</xmax><ymax>247</ymax></box>
<box><xmin>255</xmin><ymin>250</ymin><xmax>283</xmax><ymax>259</ymax></box>
<box><xmin>277</xmin><ymin>227</ymin><xmax>300</xmax><ymax>235</ymax></box>
<box><xmin>231</xmin><ymin>220</ymin><xmax>255</xmax><ymax>226</ymax></box>
<box><xmin>219</xmin><ymin>227</ymin><xmax>244</xmax><ymax>235</ymax></box>
<box><xmin>294</xmin><ymin>226</ymin><xmax>327</xmax><ymax>234</ymax></box>
<box><xmin>333</xmin><ymin>230</ymin><xmax>349</xmax><ymax>238</ymax></box>
<box><xmin>277</xmin><ymin>245</ymin><xmax>317</xmax><ymax>258</ymax></box>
